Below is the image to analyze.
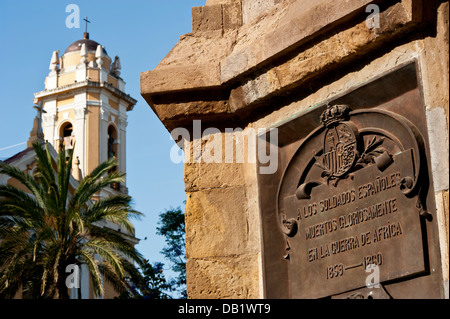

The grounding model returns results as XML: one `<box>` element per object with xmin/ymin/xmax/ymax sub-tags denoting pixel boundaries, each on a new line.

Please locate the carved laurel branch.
<box><xmin>355</xmin><ymin>136</ymin><xmax>386</xmax><ymax>168</ymax></box>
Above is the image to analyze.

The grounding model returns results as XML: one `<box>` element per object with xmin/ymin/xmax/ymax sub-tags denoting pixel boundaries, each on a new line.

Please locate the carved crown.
<box><xmin>320</xmin><ymin>103</ymin><xmax>350</xmax><ymax>127</ymax></box>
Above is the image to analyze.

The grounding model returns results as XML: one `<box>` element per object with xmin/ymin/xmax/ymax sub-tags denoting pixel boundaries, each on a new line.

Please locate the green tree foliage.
<box><xmin>157</xmin><ymin>206</ymin><xmax>186</xmax><ymax>298</ymax></box>
<box><xmin>0</xmin><ymin>142</ymin><xmax>144</xmax><ymax>299</ymax></box>
<box><xmin>117</xmin><ymin>260</ymin><xmax>173</xmax><ymax>299</ymax></box>
<box><xmin>117</xmin><ymin>206</ymin><xmax>186</xmax><ymax>299</ymax></box>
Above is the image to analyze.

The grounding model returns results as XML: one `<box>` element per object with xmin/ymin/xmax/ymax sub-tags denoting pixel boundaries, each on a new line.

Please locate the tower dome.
<box><xmin>59</xmin><ymin>32</ymin><xmax>111</xmax><ymax>71</ymax></box>
<box><xmin>64</xmin><ymin>33</ymin><xmax>108</xmax><ymax>55</ymax></box>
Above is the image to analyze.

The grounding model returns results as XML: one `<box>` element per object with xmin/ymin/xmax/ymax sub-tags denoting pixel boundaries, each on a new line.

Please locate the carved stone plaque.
<box><xmin>258</xmin><ymin>62</ymin><xmax>444</xmax><ymax>299</ymax></box>
<box><xmin>277</xmin><ymin>104</ymin><xmax>428</xmax><ymax>299</ymax></box>
<box><xmin>278</xmin><ymin>105</ymin><xmax>425</xmax><ymax>298</ymax></box>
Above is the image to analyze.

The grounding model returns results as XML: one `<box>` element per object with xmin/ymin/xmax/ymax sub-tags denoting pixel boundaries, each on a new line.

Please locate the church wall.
<box><xmin>58</xmin><ymin>72</ymin><xmax>76</xmax><ymax>87</ymax></box>
<box><xmin>108</xmin><ymin>98</ymin><xmax>119</xmax><ymax>112</ymax></box>
<box><xmin>56</xmin><ymin>96</ymin><xmax>75</xmax><ymax>107</ymax></box>
<box><xmin>56</xmin><ymin>111</ymin><xmax>75</xmax><ymax>128</ymax></box>
<box><xmin>103</xmin><ymin>56</ymin><xmax>111</xmax><ymax>72</ymax></box>
<box><xmin>107</xmin><ymin>75</ymin><xmax>118</xmax><ymax>89</ymax></box>
<box><xmin>86</xmin><ymin>105</ymin><xmax>100</xmax><ymax>175</ymax></box>
<box><xmin>87</xmin><ymin>69</ymin><xmax>100</xmax><ymax>82</ymax></box>
<box><xmin>87</xmin><ymin>92</ymin><xmax>100</xmax><ymax>101</ymax></box>
<box><xmin>61</xmin><ymin>52</ymin><xmax>81</xmax><ymax>69</ymax></box>
<box><xmin>7</xmin><ymin>177</ymin><xmax>31</xmax><ymax>194</ymax></box>
<box><xmin>60</xmin><ymin>52</ymin><xmax>111</xmax><ymax>76</ymax></box>
<box><xmin>87</xmin><ymin>53</ymin><xmax>96</xmax><ymax>65</ymax></box>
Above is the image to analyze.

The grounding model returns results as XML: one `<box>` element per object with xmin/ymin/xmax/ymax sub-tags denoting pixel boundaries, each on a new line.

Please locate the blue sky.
<box><xmin>0</xmin><ymin>0</ymin><xmax>206</xmax><ymax>280</ymax></box>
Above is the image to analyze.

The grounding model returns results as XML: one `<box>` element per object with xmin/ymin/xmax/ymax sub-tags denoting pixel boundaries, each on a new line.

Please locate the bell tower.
<box><xmin>34</xmin><ymin>32</ymin><xmax>136</xmax><ymax>194</ymax></box>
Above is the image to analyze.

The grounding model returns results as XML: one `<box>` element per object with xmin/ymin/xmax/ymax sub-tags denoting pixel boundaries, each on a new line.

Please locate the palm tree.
<box><xmin>0</xmin><ymin>141</ymin><xmax>144</xmax><ymax>299</ymax></box>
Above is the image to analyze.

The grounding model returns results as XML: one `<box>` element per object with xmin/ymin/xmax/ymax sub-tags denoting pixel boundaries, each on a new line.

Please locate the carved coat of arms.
<box><xmin>316</xmin><ymin>104</ymin><xmax>359</xmax><ymax>181</ymax></box>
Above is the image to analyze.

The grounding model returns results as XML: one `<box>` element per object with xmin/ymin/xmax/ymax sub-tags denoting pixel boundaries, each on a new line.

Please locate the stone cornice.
<box><xmin>141</xmin><ymin>0</ymin><xmax>428</xmax><ymax>131</ymax></box>
<box><xmin>34</xmin><ymin>80</ymin><xmax>137</xmax><ymax>111</ymax></box>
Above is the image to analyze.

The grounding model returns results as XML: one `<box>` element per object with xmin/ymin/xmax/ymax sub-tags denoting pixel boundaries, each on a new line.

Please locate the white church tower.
<box><xmin>31</xmin><ymin>31</ymin><xmax>138</xmax><ymax>299</ymax></box>
<box><xmin>33</xmin><ymin>31</ymin><xmax>137</xmax><ymax>195</ymax></box>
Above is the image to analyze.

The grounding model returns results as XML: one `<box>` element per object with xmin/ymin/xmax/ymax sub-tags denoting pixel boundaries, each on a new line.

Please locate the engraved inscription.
<box><xmin>277</xmin><ymin>105</ymin><xmax>427</xmax><ymax>298</ymax></box>
<box><xmin>285</xmin><ymin>153</ymin><xmax>420</xmax><ymax>298</ymax></box>
<box><xmin>363</xmin><ymin>252</ymin><xmax>383</xmax><ymax>269</ymax></box>
<box><xmin>305</xmin><ymin>196</ymin><xmax>398</xmax><ymax>241</ymax></box>
<box><xmin>326</xmin><ymin>263</ymin><xmax>344</xmax><ymax>279</ymax></box>
<box><xmin>307</xmin><ymin>219</ymin><xmax>402</xmax><ymax>262</ymax></box>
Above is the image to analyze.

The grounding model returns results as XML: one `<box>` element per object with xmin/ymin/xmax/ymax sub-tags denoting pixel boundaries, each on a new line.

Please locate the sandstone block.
<box><xmin>192</xmin><ymin>5</ymin><xmax>223</xmax><ymax>33</ymax></box>
<box><xmin>206</xmin><ymin>0</ymin><xmax>240</xmax><ymax>5</ymax></box>
<box><xmin>184</xmin><ymin>162</ymin><xmax>245</xmax><ymax>192</ymax></box>
<box><xmin>185</xmin><ymin>187</ymin><xmax>250</xmax><ymax>258</ymax></box>
<box><xmin>141</xmin><ymin>64</ymin><xmax>221</xmax><ymax>96</ymax></box>
<box><xmin>229</xmin><ymin>0</ymin><xmax>416</xmax><ymax>112</ymax></box>
<box><xmin>426</xmin><ymin>107</ymin><xmax>450</xmax><ymax>192</ymax></box>
<box><xmin>242</xmin><ymin>0</ymin><xmax>280</xmax><ymax>25</ymax></box>
<box><xmin>221</xmin><ymin>0</ymin><xmax>377</xmax><ymax>84</ymax></box>
<box><xmin>152</xmin><ymin>100</ymin><xmax>229</xmax><ymax>125</ymax></box>
<box><xmin>223</xmin><ymin>1</ymin><xmax>243</xmax><ymax>30</ymax></box>
<box><xmin>186</xmin><ymin>255</ymin><xmax>260</xmax><ymax>299</ymax></box>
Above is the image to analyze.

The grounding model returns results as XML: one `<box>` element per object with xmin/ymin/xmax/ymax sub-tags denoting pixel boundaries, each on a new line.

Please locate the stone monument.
<box><xmin>141</xmin><ymin>0</ymin><xmax>449</xmax><ymax>298</ymax></box>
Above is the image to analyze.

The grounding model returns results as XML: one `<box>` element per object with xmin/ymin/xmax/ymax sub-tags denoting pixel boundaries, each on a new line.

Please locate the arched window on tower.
<box><xmin>60</xmin><ymin>122</ymin><xmax>74</xmax><ymax>159</ymax></box>
<box><xmin>107</xmin><ymin>125</ymin><xmax>120</xmax><ymax>190</ymax></box>
<box><xmin>107</xmin><ymin>126</ymin><xmax>118</xmax><ymax>161</ymax></box>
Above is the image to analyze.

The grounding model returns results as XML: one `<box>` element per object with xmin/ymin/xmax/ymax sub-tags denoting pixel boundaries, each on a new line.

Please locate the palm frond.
<box><xmin>0</xmin><ymin>163</ymin><xmax>47</xmax><ymax>211</ymax></box>
<box><xmin>0</xmin><ymin>142</ymin><xmax>143</xmax><ymax>299</ymax></box>
<box><xmin>83</xmin><ymin>240</ymin><xmax>124</xmax><ymax>279</ymax></box>
<box><xmin>69</xmin><ymin>171</ymin><xmax>124</xmax><ymax>212</ymax></box>
<box><xmin>79</xmin><ymin>250</ymin><xmax>104</xmax><ymax>297</ymax></box>
<box><xmin>81</xmin><ymin>195</ymin><xmax>141</xmax><ymax>234</ymax></box>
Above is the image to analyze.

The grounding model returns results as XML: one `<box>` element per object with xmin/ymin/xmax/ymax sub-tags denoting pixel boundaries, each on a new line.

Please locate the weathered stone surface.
<box><xmin>221</xmin><ymin>0</ymin><xmax>378</xmax><ymax>84</ymax></box>
<box><xmin>436</xmin><ymin>190</ymin><xmax>449</xmax><ymax>286</ymax></box>
<box><xmin>223</xmin><ymin>1</ymin><xmax>243</xmax><ymax>30</ymax></box>
<box><xmin>426</xmin><ymin>107</ymin><xmax>450</xmax><ymax>192</ymax></box>
<box><xmin>184</xmin><ymin>162</ymin><xmax>245</xmax><ymax>192</ymax></box>
<box><xmin>192</xmin><ymin>1</ymin><xmax>242</xmax><ymax>35</ymax></box>
<box><xmin>141</xmin><ymin>64</ymin><xmax>221</xmax><ymax>95</ymax></box>
<box><xmin>151</xmin><ymin>100</ymin><xmax>229</xmax><ymax>127</ymax></box>
<box><xmin>185</xmin><ymin>187</ymin><xmax>249</xmax><ymax>258</ymax></box>
<box><xmin>241</xmin><ymin>0</ymin><xmax>283</xmax><ymax>25</ymax></box>
<box><xmin>183</xmin><ymin>146</ymin><xmax>263</xmax><ymax>298</ymax></box>
<box><xmin>186</xmin><ymin>254</ymin><xmax>260</xmax><ymax>299</ymax></box>
<box><xmin>192</xmin><ymin>5</ymin><xmax>223</xmax><ymax>33</ymax></box>
<box><xmin>206</xmin><ymin>0</ymin><xmax>240</xmax><ymax>6</ymax></box>
<box><xmin>229</xmin><ymin>0</ymin><xmax>417</xmax><ymax>113</ymax></box>
<box><xmin>419</xmin><ymin>1</ymin><xmax>449</xmax><ymax>114</ymax></box>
